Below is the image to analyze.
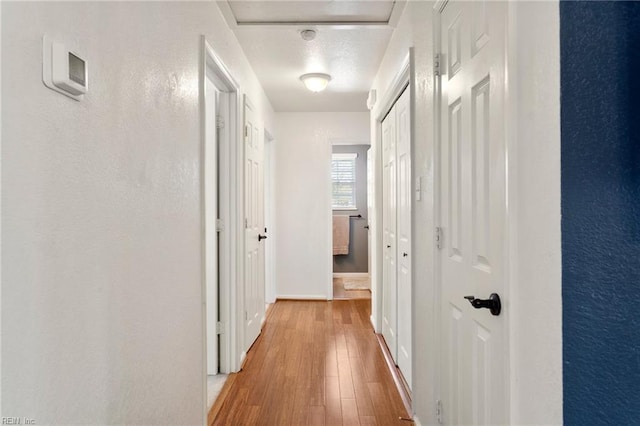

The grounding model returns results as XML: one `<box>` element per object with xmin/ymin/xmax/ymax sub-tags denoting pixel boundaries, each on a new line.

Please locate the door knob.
<box><xmin>403</xmin><ymin>252</ymin><xmax>408</xmax><ymax>257</ymax></box>
<box><xmin>464</xmin><ymin>294</ymin><xmax>501</xmax><ymax>316</ymax></box>
<box><xmin>387</xmin><ymin>245</ymin><xmax>391</xmax><ymax>248</ymax></box>
<box><xmin>258</xmin><ymin>234</ymin><xmax>267</xmax><ymax>241</ymax></box>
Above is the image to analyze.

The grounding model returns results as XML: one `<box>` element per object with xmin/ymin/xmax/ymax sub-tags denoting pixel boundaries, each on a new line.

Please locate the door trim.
<box><xmin>264</xmin><ymin>129</ymin><xmax>276</xmax><ymax>305</ymax></box>
<box><xmin>200</xmin><ymin>38</ymin><xmax>243</xmax><ymax>404</ymax></box>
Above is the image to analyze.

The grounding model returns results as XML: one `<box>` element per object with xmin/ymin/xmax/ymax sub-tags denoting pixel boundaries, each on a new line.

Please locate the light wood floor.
<box><xmin>212</xmin><ymin>300</ymin><xmax>412</xmax><ymax>425</ymax></box>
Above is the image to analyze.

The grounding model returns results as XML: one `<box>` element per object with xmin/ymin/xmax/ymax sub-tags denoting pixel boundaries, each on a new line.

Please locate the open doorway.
<box><xmin>201</xmin><ymin>37</ymin><xmax>241</xmax><ymax>415</ymax></box>
<box><xmin>203</xmin><ymin>63</ymin><xmax>227</xmax><ymax>410</ymax></box>
<box><xmin>331</xmin><ymin>144</ymin><xmax>371</xmax><ymax>300</ymax></box>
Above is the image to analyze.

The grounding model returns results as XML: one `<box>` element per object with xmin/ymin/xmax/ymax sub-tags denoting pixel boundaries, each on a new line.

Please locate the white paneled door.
<box><xmin>244</xmin><ymin>98</ymin><xmax>265</xmax><ymax>352</ymax></box>
<box><xmin>438</xmin><ymin>1</ymin><xmax>508</xmax><ymax>424</ymax></box>
<box><xmin>395</xmin><ymin>88</ymin><xmax>412</xmax><ymax>390</ymax></box>
<box><xmin>382</xmin><ymin>105</ymin><xmax>398</xmax><ymax>360</ymax></box>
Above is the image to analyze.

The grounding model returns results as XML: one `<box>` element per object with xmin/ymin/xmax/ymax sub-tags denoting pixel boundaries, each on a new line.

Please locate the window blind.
<box><xmin>331</xmin><ymin>153</ymin><xmax>357</xmax><ymax>209</ymax></box>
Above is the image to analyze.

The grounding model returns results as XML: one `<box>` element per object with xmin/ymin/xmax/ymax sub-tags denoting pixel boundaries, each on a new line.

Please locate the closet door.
<box><xmin>395</xmin><ymin>88</ymin><xmax>412</xmax><ymax>389</ymax></box>
<box><xmin>381</xmin><ymin>107</ymin><xmax>398</xmax><ymax>359</ymax></box>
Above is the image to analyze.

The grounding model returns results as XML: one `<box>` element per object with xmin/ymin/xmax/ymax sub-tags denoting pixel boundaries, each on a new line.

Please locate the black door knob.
<box><xmin>403</xmin><ymin>252</ymin><xmax>408</xmax><ymax>257</ymax></box>
<box><xmin>464</xmin><ymin>294</ymin><xmax>501</xmax><ymax>316</ymax></box>
<box><xmin>386</xmin><ymin>245</ymin><xmax>391</xmax><ymax>248</ymax></box>
<box><xmin>258</xmin><ymin>234</ymin><xmax>267</xmax><ymax>241</ymax></box>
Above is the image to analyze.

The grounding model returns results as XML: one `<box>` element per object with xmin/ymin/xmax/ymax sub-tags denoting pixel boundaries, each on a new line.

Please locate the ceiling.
<box><xmin>217</xmin><ymin>1</ymin><xmax>403</xmax><ymax>112</ymax></box>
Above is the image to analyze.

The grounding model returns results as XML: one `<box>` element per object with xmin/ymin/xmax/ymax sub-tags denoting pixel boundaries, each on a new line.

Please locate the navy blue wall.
<box><xmin>561</xmin><ymin>1</ymin><xmax>640</xmax><ymax>424</ymax></box>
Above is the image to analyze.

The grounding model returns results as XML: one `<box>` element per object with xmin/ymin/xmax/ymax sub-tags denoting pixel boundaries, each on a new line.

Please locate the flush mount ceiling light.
<box><xmin>300</xmin><ymin>29</ymin><xmax>317</xmax><ymax>41</ymax></box>
<box><xmin>300</xmin><ymin>73</ymin><xmax>332</xmax><ymax>93</ymax></box>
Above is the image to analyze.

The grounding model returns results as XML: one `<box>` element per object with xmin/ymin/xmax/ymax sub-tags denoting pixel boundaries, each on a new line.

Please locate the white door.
<box><xmin>205</xmin><ymin>76</ymin><xmax>219</xmax><ymax>375</ymax></box>
<box><xmin>244</xmin><ymin>98</ymin><xmax>265</xmax><ymax>352</ymax></box>
<box><xmin>381</xmin><ymin>107</ymin><xmax>397</xmax><ymax>359</ymax></box>
<box><xmin>438</xmin><ymin>1</ymin><xmax>508</xmax><ymax>424</ymax></box>
<box><xmin>395</xmin><ymin>88</ymin><xmax>412</xmax><ymax>389</ymax></box>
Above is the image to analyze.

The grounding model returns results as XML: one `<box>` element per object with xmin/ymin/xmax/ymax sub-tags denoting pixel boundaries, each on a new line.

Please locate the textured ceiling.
<box><xmin>218</xmin><ymin>1</ymin><xmax>401</xmax><ymax>112</ymax></box>
<box><xmin>228</xmin><ymin>1</ymin><xmax>395</xmax><ymax>24</ymax></box>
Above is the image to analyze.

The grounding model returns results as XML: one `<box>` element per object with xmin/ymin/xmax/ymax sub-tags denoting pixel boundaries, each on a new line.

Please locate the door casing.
<box><xmin>200</xmin><ymin>38</ymin><xmax>244</xmax><ymax>405</ymax></box>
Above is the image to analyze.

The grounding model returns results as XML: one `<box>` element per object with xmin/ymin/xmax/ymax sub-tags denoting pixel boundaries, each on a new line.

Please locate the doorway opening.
<box><xmin>201</xmin><ymin>37</ymin><xmax>241</xmax><ymax>415</ymax></box>
<box><xmin>331</xmin><ymin>144</ymin><xmax>372</xmax><ymax>301</ymax></box>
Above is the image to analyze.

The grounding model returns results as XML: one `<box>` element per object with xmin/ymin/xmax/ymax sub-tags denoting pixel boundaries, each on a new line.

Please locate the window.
<box><xmin>331</xmin><ymin>153</ymin><xmax>357</xmax><ymax>209</ymax></box>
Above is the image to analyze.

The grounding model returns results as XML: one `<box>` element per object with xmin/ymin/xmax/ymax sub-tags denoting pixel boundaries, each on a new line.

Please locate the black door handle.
<box><xmin>386</xmin><ymin>245</ymin><xmax>391</xmax><ymax>248</ymax></box>
<box><xmin>403</xmin><ymin>252</ymin><xmax>408</xmax><ymax>257</ymax></box>
<box><xmin>464</xmin><ymin>294</ymin><xmax>501</xmax><ymax>316</ymax></box>
<box><xmin>258</xmin><ymin>234</ymin><xmax>267</xmax><ymax>241</ymax></box>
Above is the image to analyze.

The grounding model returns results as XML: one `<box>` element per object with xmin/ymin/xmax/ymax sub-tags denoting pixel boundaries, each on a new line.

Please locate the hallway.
<box><xmin>211</xmin><ymin>300</ymin><xmax>410</xmax><ymax>425</ymax></box>
<box><xmin>7</xmin><ymin>0</ymin><xmax>640</xmax><ymax>424</ymax></box>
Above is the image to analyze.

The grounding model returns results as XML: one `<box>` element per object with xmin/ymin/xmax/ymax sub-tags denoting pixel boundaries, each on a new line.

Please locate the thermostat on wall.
<box><xmin>43</xmin><ymin>36</ymin><xmax>88</xmax><ymax>101</ymax></box>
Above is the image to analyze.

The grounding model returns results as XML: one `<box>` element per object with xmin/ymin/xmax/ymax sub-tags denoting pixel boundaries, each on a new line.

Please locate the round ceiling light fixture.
<box><xmin>300</xmin><ymin>29</ymin><xmax>317</xmax><ymax>41</ymax></box>
<box><xmin>300</xmin><ymin>73</ymin><xmax>332</xmax><ymax>93</ymax></box>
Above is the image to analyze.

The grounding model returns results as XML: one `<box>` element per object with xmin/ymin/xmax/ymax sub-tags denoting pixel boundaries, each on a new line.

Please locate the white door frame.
<box><xmin>200</xmin><ymin>37</ymin><xmax>243</xmax><ymax>402</ymax></box>
<box><xmin>372</xmin><ymin>50</ymin><xmax>412</xmax><ymax>334</ymax></box>
<box><xmin>264</xmin><ymin>129</ymin><xmax>276</xmax><ymax>305</ymax></box>
<box><xmin>204</xmin><ymin>64</ymin><xmax>220</xmax><ymax>377</ymax></box>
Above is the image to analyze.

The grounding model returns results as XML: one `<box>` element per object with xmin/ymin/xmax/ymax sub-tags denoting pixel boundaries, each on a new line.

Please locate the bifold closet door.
<box><xmin>382</xmin><ymin>106</ymin><xmax>398</xmax><ymax>359</ymax></box>
<box><xmin>395</xmin><ymin>88</ymin><xmax>412</xmax><ymax>390</ymax></box>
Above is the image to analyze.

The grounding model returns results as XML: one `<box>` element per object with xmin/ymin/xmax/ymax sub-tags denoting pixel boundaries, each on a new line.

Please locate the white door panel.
<box><xmin>439</xmin><ymin>1</ymin><xmax>508</xmax><ymax>424</ymax></box>
<box><xmin>395</xmin><ymin>88</ymin><xmax>412</xmax><ymax>390</ymax></box>
<box><xmin>382</xmin><ymin>87</ymin><xmax>412</xmax><ymax>391</ymax></box>
<box><xmin>382</xmin><ymin>108</ymin><xmax>397</xmax><ymax>359</ymax></box>
<box><xmin>244</xmin><ymin>99</ymin><xmax>265</xmax><ymax>352</ymax></box>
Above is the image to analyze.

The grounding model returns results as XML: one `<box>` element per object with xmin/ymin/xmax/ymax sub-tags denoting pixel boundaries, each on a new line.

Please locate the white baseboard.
<box><xmin>332</xmin><ymin>272</ymin><xmax>370</xmax><ymax>278</ymax></box>
<box><xmin>276</xmin><ymin>295</ymin><xmax>328</xmax><ymax>300</ymax></box>
<box><xmin>413</xmin><ymin>415</ymin><xmax>422</xmax><ymax>426</ymax></box>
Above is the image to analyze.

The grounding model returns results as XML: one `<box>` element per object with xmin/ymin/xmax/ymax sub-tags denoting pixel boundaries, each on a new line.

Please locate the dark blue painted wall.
<box><xmin>561</xmin><ymin>1</ymin><xmax>640</xmax><ymax>424</ymax></box>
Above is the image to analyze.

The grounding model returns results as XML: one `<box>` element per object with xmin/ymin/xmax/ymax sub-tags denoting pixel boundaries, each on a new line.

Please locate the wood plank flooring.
<box><xmin>212</xmin><ymin>300</ymin><xmax>412</xmax><ymax>425</ymax></box>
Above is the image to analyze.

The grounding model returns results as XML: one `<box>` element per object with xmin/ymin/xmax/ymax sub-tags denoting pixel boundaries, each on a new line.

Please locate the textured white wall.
<box><xmin>370</xmin><ymin>1</ymin><xmax>562</xmax><ymax>425</ymax></box>
<box><xmin>1</xmin><ymin>2</ymin><xmax>273</xmax><ymax>424</ymax></box>
<box><xmin>274</xmin><ymin>112</ymin><xmax>369</xmax><ymax>299</ymax></box>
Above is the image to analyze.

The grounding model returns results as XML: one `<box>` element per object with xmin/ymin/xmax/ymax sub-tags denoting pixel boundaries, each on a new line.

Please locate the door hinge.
<box><xmin>245</xmin><ymin>218</ymin><xmax>249</xmax><ymax>229</ymax></box>
<box><xmin>216</xmin><ymin>321</ymin><xmax>225</xmax><ymax>335</ymax></box>
<box><xmin>244</xmin><ymin>124</ymin><xmax>250</xmax><ymax>138</ymax></box>
<box><xmin>434</xmin><ymin>53</ymin><xmax>441</xmax><ymax>77</ymax></box>
<box><xmin>436</xmin><ymin>226</ymin><xmax>443</xmax><ymax>249</ymax></box>
<box><xmin>245</xmin><ymin>311</ymin><xmax>248</xmax><ymax>321</ymax></box>
<box><xmin>436</xmin><ymin>399</ymin><xmax>443</xmax><ymax>424</ymax></box>
<box><xmin>216</xmin><ymin>218</ymin><xmax>224</xmax><ymax>232</ymax></box>
<box><xmin>216</xmin><ymin>115</ymin><xmax>225</xmax><ymax>129</ymax></box>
